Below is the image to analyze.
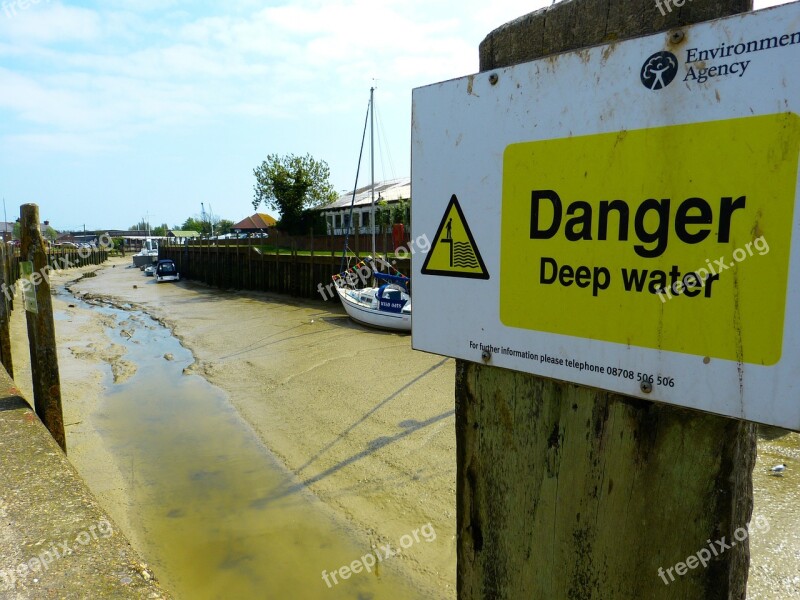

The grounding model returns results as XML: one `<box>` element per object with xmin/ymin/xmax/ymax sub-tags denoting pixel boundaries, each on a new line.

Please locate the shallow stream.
<box><xmin>60</xmin><ymin>288</ymin><xmax>422</xmax><ymax>599</ymax></box>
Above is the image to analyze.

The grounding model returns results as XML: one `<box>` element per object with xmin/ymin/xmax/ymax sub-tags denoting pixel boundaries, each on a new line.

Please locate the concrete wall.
<box><xmin>0</xmin><ymin>367</ymin><xmax>170</xmax><ymax>599</ymax></box>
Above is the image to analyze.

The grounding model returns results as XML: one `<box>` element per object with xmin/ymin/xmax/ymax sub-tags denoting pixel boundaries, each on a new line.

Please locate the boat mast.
<box><xmin>370</xmin><ymin>86</ymin><xmax>376</xmax><ymax>258</ymax></box>
<box><xmin>339</xmin><ymin>91</ymin><xmax>371</xmax><ymax>274</ymax></box>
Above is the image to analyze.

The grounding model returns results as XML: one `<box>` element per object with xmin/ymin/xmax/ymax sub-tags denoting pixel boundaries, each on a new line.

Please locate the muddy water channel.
<box><xmin>61</xmin><ymin>290</ymin><xmax>422</xmax><ymax>599</ymax></box>
<box><xmin>749</xmin><ymin>427</ymin><xmax>800</xmax><ymax>599</ymax></box>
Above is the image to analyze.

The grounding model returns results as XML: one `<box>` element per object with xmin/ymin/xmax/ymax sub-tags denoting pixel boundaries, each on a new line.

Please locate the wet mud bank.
<box><xmin>54</xmin><ymin>287</ymin><xmax>429</xmax><ymax>599</ymax></box>
<box><xmin>748</xmin><ymin>427</ymin><xmax>800</xmax><ymax>599</ymax></box>
<box><xmin>26</xmin><ymin>259</ymin><xmax>795</xmax><ymax>598</ymax></box>
<box><xmin>5</xmin><ymin>259</ymin><xmax>457</xmax><ymax>598</ymax></box>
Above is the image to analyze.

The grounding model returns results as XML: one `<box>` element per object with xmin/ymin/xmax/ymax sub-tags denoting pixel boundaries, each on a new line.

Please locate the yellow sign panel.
<box><xmin>500</xmin><ymin>113</ymin><xmax>800</xmax><ymax>365</ymax></box>
<box><xmin>421</xmin><ymin>194</ymin><xmax>489</xmax><ymax>279</ymax></box>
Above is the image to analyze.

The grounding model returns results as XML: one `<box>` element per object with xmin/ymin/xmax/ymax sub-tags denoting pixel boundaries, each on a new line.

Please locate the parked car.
<box><xmin>155</xmin><ymin>259</ymin><xmax>180</xmax><ymax>283</ymax></box>
<box><xmin>144</xmin><ymin>264</ymin><xmax>155</xmax><ymax>276</ymax></box>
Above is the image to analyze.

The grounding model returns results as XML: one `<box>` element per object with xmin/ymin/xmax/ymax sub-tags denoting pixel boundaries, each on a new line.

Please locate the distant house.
<box><xmin>0</xmin><ymin>222</ymin><xmax>13</xmax><ymax>242</ymax></box>
<box><xmin>232</xmin><ymin>213</ymin><xmax>277</xmax><ymax>235</ymax></box>
<box><xmin>317</xmin><ymin>177</ymin><xmax>409</xmax><ymax>235</ymax></box>
<box><xmin>168</xmin><ymin>230</ymin><xmax>201</xmax><ymax>242</ymax></box>
<box><xmin>2</xmin><ymin>221</ymin><xmax>55</xmax><ymax>241</ymax></box>
<box><xmin>98</xmin><ymin>230</ymin><xmax>167</xmax><ymax>251</ymax></box>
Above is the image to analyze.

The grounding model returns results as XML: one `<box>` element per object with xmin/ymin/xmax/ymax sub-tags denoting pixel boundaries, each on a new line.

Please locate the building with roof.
<box><xmin>0</xmin><ymin>222</ymin><xmax>13</xmax><ymax>242</ymax></box>
<box><xmin>168</xmin><ymin>230</ymin><xmax>201</xmax><ymax>241</ymax></box>
<box><xmin>1</xmin><ymin>221</ymin><xmax>55</xmax><ymax>241</ymax></box>
<box><xmin>232</xmin><ymin>213</ymin><xmax>277</xmax><ymax>235</ymax></box>
<box><xmin>318</xmin><ymin>177</ymin><xmax>409</xmax><ymax>235</ymax></box>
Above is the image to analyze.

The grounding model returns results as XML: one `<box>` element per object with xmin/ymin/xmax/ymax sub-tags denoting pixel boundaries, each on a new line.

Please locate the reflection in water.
<box><xmin>71</xmin><ymin>296</ymin><xmax>423</xmax><ymax>600</ymax></box>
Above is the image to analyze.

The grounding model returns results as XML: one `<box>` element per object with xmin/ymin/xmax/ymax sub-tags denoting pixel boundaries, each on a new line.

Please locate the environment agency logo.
<box><xmin>640</xmin><ymin>51</ymin><xmax>678</xmax><ymax>90</ymax></box>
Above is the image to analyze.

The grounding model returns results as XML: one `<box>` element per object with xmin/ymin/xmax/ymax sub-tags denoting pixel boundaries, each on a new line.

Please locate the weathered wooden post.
<box><xmin>460</xmin><ymin>3</ymin><xmax>757</xmax><ymax>598</ymax></box>
<box><xmin>405</xmin><ymin>0</ymin><xmax>800</xmax><ymax>598</ymax></box>
<box><xmin>234</xmin><ymin>236</ymin><xmax>240</xmax><ymax>288</ymax></box>
<box><xmin>274</xmin><ymin>232</ymin><xmax>280</xmax><ymax>292</ymax></box>
<box><xmin>20</xmin><ymin>203</ymin><xmax>65</xmax><ymax>452</ymax></box>
<box><xmin>310</xmin><ymin>227</ymin><xmax>315</xmax><ymax>297</ymax></box>
<box><xmin>247</xmin><ymin>234</ymin><xmax>253</xmax><ymax>289</ymax></box>
<box><xmin>0</xmin><ymin>241</ymin><xmax>13</xmax><ymax>377</ymax></box>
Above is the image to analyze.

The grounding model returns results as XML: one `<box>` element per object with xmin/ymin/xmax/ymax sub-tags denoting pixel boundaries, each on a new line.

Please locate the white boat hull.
<box><xmin>133</xmin><ymin>252</ymin><xmax>158</xmax><ymax>267</ymax></box>
<box><xmin>335</xmin><ymin>286</ymin><xmax>411</xmax><ymax>332</ymax></box>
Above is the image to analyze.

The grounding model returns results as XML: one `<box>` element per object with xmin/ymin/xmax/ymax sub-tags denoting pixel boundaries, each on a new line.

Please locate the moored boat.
<box><xmin>334</xmin><ymin>259</ymin><xmax>411</xmax><ymax>331</ymax></box>
<box><xmin>332</xmin><ymin>88</ymin><xmax>412</xmax><ymax>332</ymax></box>
<box><xmin>133</xmin><ymin>238</ymin><xmax>159</xmax><ymax>268</ymax></box>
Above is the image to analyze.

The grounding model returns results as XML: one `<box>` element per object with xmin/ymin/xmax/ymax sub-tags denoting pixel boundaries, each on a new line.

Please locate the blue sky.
<box><xmin>0</xmin><ymin>0</ymin><xmax>787</xmax><ymax>231</ymax></box>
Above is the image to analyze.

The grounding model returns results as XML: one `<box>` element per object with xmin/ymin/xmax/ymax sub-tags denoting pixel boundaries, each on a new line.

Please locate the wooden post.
<box><xmin>248</xmin><ymin>235</ymin><xmax>253</xmax><ymax>289</ymax></box>
<box><xmin>6</xmin><ymin>244</ymin><xmax>13</xmax><ymax>313</ymax></box>
<box><xmin>202</xmin><ymin>237</ymin><xmax>206</xmax><ymax>283</ymax></box>
<box><xmin>291</xmin><ymin>240</ymin><xmax>297</xmax><ymax>297</ymax></box>
<box><xmin>457</xmin><ymin>1</ymin><xmax>755</xmax><ymax>599</ymax></box>
<box><xmin>0</xmin><ymin>241</ymin><xmax>13</xmax><ymax>377</ymax></box>
<box><xmin>228</xmin><ymin>238</ymin><xmax>233</xmax><ymax>287</ymax></box>
<box><xmin>275</xmin><ymin>233</ymin><xmax>279</xmax><ymax>292</ymax></box>
<box><xmin>310</xmin><ymin>228</ymin><xmax>315</xmax><ymax>298</ymax></box>
<box><xmin>20</xmin><ymin>204</ymin><xmax>65</xmax><ymax>452</ymax></box>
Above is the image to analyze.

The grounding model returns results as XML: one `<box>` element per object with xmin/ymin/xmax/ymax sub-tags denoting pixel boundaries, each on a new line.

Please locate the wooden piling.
<box><xmin>20</xmin><ymin>203</ymin><xmax>65</xmax><ymax>452</ymax></box>
<box><xmin>156</xmin><ymin>240</ymin><xmax>410</xmax><ymax>301</ymax></box>
<box><xmin>0</xmin><ymin>241</ymin><xmax>13</xmax><ymax>377</ymax></box>
<box><xmin>456</xmin><ymin>1</ymin><xmax>755</xmax><ymax>599</ymax></box>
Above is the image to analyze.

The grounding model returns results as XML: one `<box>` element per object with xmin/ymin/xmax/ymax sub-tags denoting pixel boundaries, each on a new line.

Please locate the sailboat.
<box><xmin>132</xmin><ymin>218</ymin><xmax>159</xmax><ymax>269</ymax></box>
<box><xmin>333</xmin><ymin>88</ymin><xmax>412</xmax><ymax>332</ymax></box>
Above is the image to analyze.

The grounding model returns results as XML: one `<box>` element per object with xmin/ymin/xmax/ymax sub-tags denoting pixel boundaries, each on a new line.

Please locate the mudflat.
<box><xmin>11</xmin><ymin>257</ymin><xmax>456</xmax><ymax>598</ymax></box>
<box><xmin>11</xmin><ymin>257</ymin><xmax>797</xmax><ymax>598</ymax></box>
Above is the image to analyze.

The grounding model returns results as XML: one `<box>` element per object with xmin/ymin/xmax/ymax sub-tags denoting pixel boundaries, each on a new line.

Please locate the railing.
<box><xmin>159</xmin><ymin>238</ymin><xmax>412</xmax><ymax>301</ymax></box>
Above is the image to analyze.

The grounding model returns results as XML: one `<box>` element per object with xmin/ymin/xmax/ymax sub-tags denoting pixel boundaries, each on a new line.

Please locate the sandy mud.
<box><xmin>9</xmin><ymin>257</ymin><xmax>798</xmax><ymax>598</ymax></box>
<box><xmin>11</xmin><ymin>258</ymin><xmax>456</xmax><ymax>598</ymax></box>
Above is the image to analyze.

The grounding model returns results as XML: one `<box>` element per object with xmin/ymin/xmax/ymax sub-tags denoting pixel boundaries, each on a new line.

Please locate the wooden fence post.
<box><xmin>310</xmin><ymin>228</ymin><xmax>315</xmax><ymax>298</ymax></box>
<box><xmin>235</xmin><ymin>237</ymin><xmax>240</xmax><ymax>288</ymax></box>
<box><xmin>248</xmin><ymin>235</ymin><xmax>253</xmax><ymax>288</ymax></box>
<box><xmin>274</xmin><ymin>235</ymin><xmax>279</xmax><ymax>292</ymax></box>
<box><xmin>456</xmin><ymin>1</ymin><xmax>755</xmax><ymax>599</ymax></box>
<box><xmin>20</xmin><ymin>203</ymin><xmax>65</xmax><ymax>452</ymax></box>
<box><xmin>0</xmin><ymin>241</ymin><xmax>13</xmax><ymax>377</ymax></box>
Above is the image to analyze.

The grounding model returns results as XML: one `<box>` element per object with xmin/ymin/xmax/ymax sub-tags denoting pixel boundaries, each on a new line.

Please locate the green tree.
<box><xmin>216</xmin><ymin>219</ymin><xmax>234</xmax><ymax>236</ymax></box>
<box><xmin>152</xmin><ymin>223</ymin><xmax>169</xmax><ymax>236</ymax></box>
<box><xmin>252</xmin><ymin>153</ymin><xmax>337</xmax><ymax>234</ymax></box>
<box><xmin>392</xmin><ymin>198</ymin><xmax>410</xmax><ymax>228</ymax></box>
<box><xmin>178</xmin><ymin>215</ymin><xmax>232</xmax><ymax>237</ymax></box>
<box><xmin>376</xmin><ymin>200</ymin><xmax>391</xmax><ymax>233</ymax></box>
<box><xmin>180</xmin><ymin>217</ymin><xmax>205</xmax><ymax>234</ymax></box>
<box><xmin>130</xmin><ymin>219</ymin><xmax>151</xmax><ymax>232</ymax></box>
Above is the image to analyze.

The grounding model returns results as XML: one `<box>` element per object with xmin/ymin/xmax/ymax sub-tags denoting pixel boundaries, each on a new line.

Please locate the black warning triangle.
<box><xmin>421</xmin><ymin>194</ymin><xmax>489</xmax><ymax>279</ymax></box>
